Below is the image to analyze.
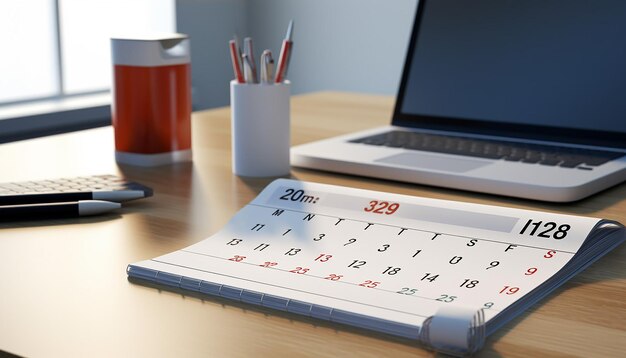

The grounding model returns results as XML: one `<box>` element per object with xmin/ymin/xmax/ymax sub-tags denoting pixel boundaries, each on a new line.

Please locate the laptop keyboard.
<box><xmin>349</xmin><ymin>131</ymin><xmax>624</xmax><ymax>169</ymax></box>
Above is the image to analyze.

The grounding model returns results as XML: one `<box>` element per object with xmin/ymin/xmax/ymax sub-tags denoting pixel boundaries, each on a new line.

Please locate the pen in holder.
<box><xmin>230</xmin><ymin>80</ymin><xmax>291</xmax><ymax>177</ymax></box>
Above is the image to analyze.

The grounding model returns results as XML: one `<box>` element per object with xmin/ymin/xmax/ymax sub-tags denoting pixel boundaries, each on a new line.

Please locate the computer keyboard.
<box><xmin>349</xmin><ymin>131</ymin><xmax>624</xmax><ymax>169</ymax></box>
<box><xmin>0</xmin><ymin>174</ymin><xmax>153</xmax><ymax>205</ymax></box>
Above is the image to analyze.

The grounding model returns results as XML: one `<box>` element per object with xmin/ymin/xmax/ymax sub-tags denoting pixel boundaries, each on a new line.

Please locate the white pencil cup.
<box><xmin>230</xmin><ymin>80</ymin><xmax>291</xmax><ymax>177</ymax></box>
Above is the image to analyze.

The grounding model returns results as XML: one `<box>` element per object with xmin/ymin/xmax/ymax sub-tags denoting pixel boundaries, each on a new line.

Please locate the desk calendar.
<box><xmin>128</xmin><ymin>179</ymin><xmax>625</xmax><ymax>355</ymax></box>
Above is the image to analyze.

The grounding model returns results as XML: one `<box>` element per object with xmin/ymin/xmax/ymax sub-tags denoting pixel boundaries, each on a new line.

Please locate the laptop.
<box><xmin>291</xmin><ymin>0</ymin><xmax>626</xmax><ymax>202</ymax></box>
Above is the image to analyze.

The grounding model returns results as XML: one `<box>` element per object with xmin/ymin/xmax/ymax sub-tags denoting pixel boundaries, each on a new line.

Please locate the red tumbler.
<box><xmin>111</xmin><ymin>34</ymin><xmax>192</xmax><ymax>166</ymax></box>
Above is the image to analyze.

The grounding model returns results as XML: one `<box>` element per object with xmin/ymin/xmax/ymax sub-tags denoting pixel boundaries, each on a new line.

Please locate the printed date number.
<box><xmin>364</xmin><ymin>201</ymin><xmax>400</xmax><ymax>215</ymax></box>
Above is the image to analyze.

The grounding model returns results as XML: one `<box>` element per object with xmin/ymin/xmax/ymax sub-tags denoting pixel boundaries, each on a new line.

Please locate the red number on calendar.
<box><xmin>358</xmin><ymin>280</ymin><xmax>380</xmax><ymax>288</ymax></box>
<box><xmin>324</xmin><ymin>274</ymin><xmax>343</xmax><ymax>281</ymax></box>
<box><xmin>364</xmin><ymin>201</ymin><xmax>400</xmax><ymax>215</ymax></box>
<box><xmin>259</xmin><ymin>261</ymin><xmax>278</xmax><ymax>268</ymax></box>
<box><xmin>544</xmin><ymin>250</ymin><xmax>556</xmax><ymax>258</ymax></box>
<box><xmin>499</xmin><ymin>286</ymin><xmax>520</xmax><ymax>295</ymax></box>
<box><xmin>525</xmin><ymin>267</ymin><xmax>538</xmax><ymax>275</ymax></box>
<box><xmin>228</xmin><ymin>255</ymin><xmax>246</xmax><ymax>262</ymax></box>
<box><xmin>314</xmin><ymin>253</ymin><xmax>333</xmax><ymax>262</ymax></box>
<box><xmin>289</xmin><ymin>267</ymin><xmax>310</xmax><ymax>274</ymax></box>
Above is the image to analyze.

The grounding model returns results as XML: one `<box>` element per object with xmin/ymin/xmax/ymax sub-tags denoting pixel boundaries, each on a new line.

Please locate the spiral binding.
<box><xmin>128</xmin><ymin>265</ymin><xmax>485</xmax><ymax>355</ymax></box>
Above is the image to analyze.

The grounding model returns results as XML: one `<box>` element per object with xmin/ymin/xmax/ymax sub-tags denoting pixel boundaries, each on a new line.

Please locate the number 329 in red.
<box><xmin>364</xmin><ymin>201</ymin><xmax>400</xmax><ymax>215</ymax></box>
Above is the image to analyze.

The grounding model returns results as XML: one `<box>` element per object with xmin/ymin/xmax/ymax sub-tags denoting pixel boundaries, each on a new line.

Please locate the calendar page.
<box><xmin>130</xmin><ymin>179</ymin><xmax>604</xmax><ymax>335</ymax></box>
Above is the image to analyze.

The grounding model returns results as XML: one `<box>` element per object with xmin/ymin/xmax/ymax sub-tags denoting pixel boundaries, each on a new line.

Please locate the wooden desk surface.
<box><xmin>1</xmin><ymin>92</ymin><xmax>625</xmax><ymax>357</ymax></box>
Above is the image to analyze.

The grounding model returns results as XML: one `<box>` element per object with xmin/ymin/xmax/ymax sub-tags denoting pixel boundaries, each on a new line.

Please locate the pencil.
<box><xmin>229</xmin><ymin>40</ymin><xmax>245</xmax><ymax>83</ymax></box>
<box><xmin>275</xmin><ymin>20</ymin><xmax>294</xmax><ymax>83</ymax></box>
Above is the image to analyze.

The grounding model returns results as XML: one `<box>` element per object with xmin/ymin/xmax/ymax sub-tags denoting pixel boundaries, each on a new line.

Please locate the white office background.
<box><xmin>0</xmin><ymin>0</ymin><xmax>415</xmax><ymax>140</ymax></box>
<box><xmin>0</xmin><ymin>0</ymin><xmax>175</xmax><ymax>105</ymax></box>
<box><xmin>0</xmin><ymin>1</ymin><xmax>58</xmax><ymax>104</ymax></box>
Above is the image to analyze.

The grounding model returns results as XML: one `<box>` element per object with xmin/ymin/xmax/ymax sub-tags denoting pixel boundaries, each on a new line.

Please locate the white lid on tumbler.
<box><xmin>111</xmin><ymin>33</ymin><xmax>190</xmax><ymax>67</ymax></box>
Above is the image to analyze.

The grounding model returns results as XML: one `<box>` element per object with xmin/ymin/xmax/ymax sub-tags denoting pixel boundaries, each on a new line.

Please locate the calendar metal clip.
<box><xmin>419</xmin><ymin>306</ymin><xmax>485</xmax><ymax>357</ymax></box>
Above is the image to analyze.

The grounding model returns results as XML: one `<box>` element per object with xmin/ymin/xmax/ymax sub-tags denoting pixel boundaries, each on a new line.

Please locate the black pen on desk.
<box><xmin>0</xmin><ymin>200</ymin><xmax>121</xmax><ymax>221</ymax></box>
<box><xmin>0</xmin><ymin>188</ymin><xmax>151</xmax><ymax>206</ymax></box>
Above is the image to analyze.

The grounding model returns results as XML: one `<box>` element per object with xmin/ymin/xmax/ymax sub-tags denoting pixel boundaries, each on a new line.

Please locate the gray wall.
<box><xmin>177</xmin><ymin>0</ymin><xmax>417</xmax><ymax>110</ymax></box>
<box><xmin>177</xmin><ymin>0</ymin><xmax>249</xmax><ymax>110</ymax></box>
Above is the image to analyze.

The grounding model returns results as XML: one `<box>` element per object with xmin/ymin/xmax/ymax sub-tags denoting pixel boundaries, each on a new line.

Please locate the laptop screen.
<box><xmin>393</xmin><ymin>0</ymin><xmax>626</xmax><ymax>149</ymax></box>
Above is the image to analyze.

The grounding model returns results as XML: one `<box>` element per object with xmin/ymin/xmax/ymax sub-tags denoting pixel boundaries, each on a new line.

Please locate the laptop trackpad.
<box><xmin>375</xmin><ymin>152</ymin><xmax>491</xmax><ymax>173</ymax></box>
